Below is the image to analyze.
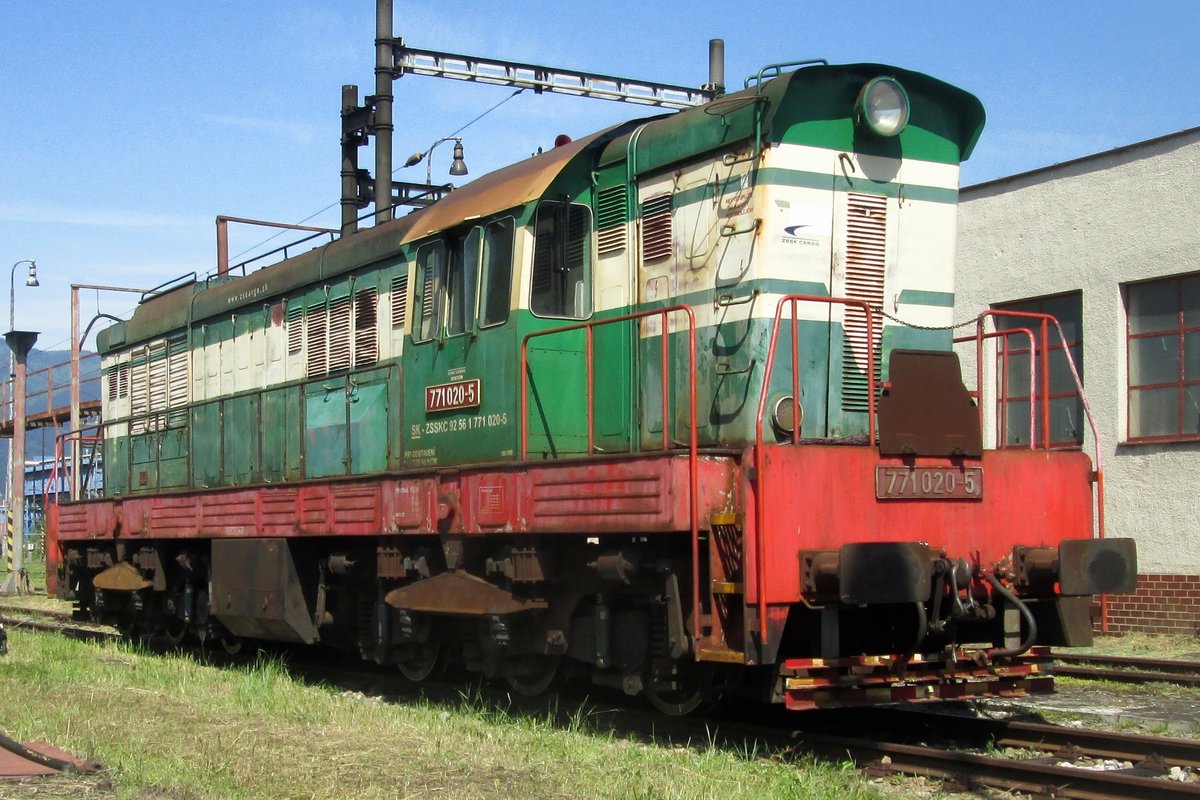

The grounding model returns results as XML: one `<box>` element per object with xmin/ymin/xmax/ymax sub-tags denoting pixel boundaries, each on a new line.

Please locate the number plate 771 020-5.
<box><xmin>875</xmin><ymin>466</ymin><xmax>983</xmax><ymax>500</ymax></box>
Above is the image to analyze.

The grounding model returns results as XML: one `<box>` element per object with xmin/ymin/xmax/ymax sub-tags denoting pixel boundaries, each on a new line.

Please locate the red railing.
<box><xmin>954</xmin><ymin>327</ymin><xmax>1038</xmax><ymax>450</ymax></box>
<box><xmin>520</xmin><ymin>305</ymin><xmax>701</xmax><ymax>641</ymax></box>
<box><xmin>0</xmin><ymin>352</ymin><xmax>101</xmax><ymax>429</ymax></box>
<box><xmin>962</xmin><ymin>310</ymin><xmax>1108</xmax><ymax>628</ymax></box>
<box><xmin>43</xmin><ymin>431</ymin><xmax>103</xmax><ymax>509</ymax></box>
<box><xmin>754</xmin><ymin>295</ymin><xmax>879</xmax><ymax>644</ymax></box>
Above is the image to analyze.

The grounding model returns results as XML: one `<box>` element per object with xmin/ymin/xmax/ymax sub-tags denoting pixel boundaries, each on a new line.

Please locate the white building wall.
<box><xmin>954</xmin><ymin>128</ymin><xmax>1200</xmax><ymax>574</ymax></box>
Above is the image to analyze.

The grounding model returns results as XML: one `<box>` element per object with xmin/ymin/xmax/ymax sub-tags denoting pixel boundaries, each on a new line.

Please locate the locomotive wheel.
<box><xmin>163</xmin><ymin>616</ymin><xmax>189</xmax><ymax>646</ymax></box>
<box><xmin>504</xmin><ymin>655</ymin><xmax>560</xmax><ymax>697</ymax></box>
<box><xmin>219</xmin><ymin>633</ymin><xmax>245</xmax><ymax>655</ymax></box>
<box><xmin>644</xmin><ymin>662</ymin><xmax>714</xmax><ymax>716</ymax></box>
<box><xmin>114</xmin><ymin>608</ymin><xmax>140</xmax><ymax>639</ymax></box>
<box><xmin>397</xmin><ymin>642</ymin><xmax>441</xmax><ymax>682</ymax></box>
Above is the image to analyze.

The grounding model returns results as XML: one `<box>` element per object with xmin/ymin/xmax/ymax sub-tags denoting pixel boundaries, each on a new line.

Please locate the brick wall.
<box><xmin>1099</xmin><ymin>574</ymin><xmax>1200</xmax><ymax>635</ymax></box>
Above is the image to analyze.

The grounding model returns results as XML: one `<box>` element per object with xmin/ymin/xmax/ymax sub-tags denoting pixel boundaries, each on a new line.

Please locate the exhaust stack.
<box><xmin>706</xmin><ymin>39</ymin><xmax>725</xmax><ymax>96</ymax></box>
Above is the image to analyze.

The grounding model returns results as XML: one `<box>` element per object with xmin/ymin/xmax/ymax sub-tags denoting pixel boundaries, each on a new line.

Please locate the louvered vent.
<box><xmin>390</xmin><ymin>273</ymin><xmax>408</xmax><ymax>329</ymax></box>
<box><xmin>167</xmin><ymin>337</ymin><xmax>189</xmax><ymax>427</ymax></box>
<box><xmin>306</xmin><ymin>303</ymin><xmax>327</xmax><ymax>377</ymax></box>
<box><xmin>130</xmin><ymin>347</ymin><xmax>150</xmax><ymax>434</ymax></box>
<box><xmin>328</xmin><ymin>295</ymin><xmax>353</xmax><ymax>373</ymax></box>
<box><xmin>106</xmin><ymin>366</ymin><xmax>118</xmax><ymax>403</ymax></box>
<box><xmin>640</xmin><ymin>194</ymin><xmax>673</xmax><ymax>262</ymax></box>
<box><xmin>596</xmin><ymin>184</ymin><xmax>628</xmax><ymax>255</ymax></box>
<box><xmin>421</xmin><ymin>268</ymin><xmax>437</xmax><ymax>331</ymax></box>
<box><xmin>286</xmin><ymin>302</ymin><xmax>304</xmax><ymax>354</ymax></box>
<box><xmin>566</xmin><ymin>205</ymin><xmax>589</xmax><ymax>270</ymax></box>
<box><xmin>840</xmin><ymin>193</ymin><xmax>887</xmax><ymax>412</ymax></box>
<box><xmin>354</xmin><ymin>288</ymin><xmax>378</xmax><ymax>367</ymax></box>
<box><xmin>146</xmin><ymin>340</ymin><xmax>169</xmax><ymax>431</ymax></box>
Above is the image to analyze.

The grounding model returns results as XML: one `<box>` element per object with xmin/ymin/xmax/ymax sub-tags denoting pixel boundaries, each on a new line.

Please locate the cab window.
<box><xmin>531</xmin><ymin>201</ymin><xmax>592</xmax><ymax>319</ymax></box>
<box><xmin>479</xmin><ymin>218</ymin><xmax>515</xmax><ymax>327</ymax></box>
<box><xmin>414</xmin><ymin>241</ymin><xmax>444</xmax><ymax>342</ymax></box>
<box><xmin>414</xmin><ymin>218</ymin><xmax>516</xmax><ymax>340</ymax></box>
<box><xmin>446</xmin><ymin>228</ymin><xmax>480</xmax><ymax>336</ymax></box>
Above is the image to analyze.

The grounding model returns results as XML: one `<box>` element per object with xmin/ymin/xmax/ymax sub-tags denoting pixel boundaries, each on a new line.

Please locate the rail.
<box><xmin>0</xmin><ymin>352</ymin><xmax>102</xmax><ymax>430</ymax></box>
<box><xmin>519</xmin><ymin>305</ymin><xmax>701</xmax><ymax>643</ymax></box>
<box><xmin>754</xmin><ymin>295</ymin><xmax>878</xmax><ymax>646</ymax></box>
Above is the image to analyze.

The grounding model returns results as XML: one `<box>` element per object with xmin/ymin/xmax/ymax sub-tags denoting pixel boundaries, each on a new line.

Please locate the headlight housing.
<box><xmin>856</xmin><ymin>77</ymin><xmax>910</xmax><ymax>137</ymax></box>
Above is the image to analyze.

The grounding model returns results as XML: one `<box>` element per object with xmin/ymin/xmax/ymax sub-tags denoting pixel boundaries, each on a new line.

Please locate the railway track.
<box><xmin>1053</xmin><ymin>651</ymin><xmax>1200</xmax><ymax>687</ymax></box>
<box><xmin>8</xmin><ymin>607</ymin><xmax>1199</xmax><ymax>797</ymax></box>
<box><xmin>0</xmin><ymin>605</ymin><xmax>119</xmax><ymax>643</ymax></box>
<box><xmin>718</xmin><ymin>706</ymin><xmax>1200</xmax><ymax>800</ymax></box>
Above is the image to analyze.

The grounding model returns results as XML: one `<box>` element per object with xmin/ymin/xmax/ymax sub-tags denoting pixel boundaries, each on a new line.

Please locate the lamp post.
<box><xmin>3</xmin><ymin>260</ymin><xmax>38</xmax><ymax>591</ymax></box>
<box><xmin>8</xmin><ymin>260</ymin><xmax>38</xmax><ymax>375</ymax></box>
<box><xmin>403</xmin><ymin>136</ymin><xmax>469</xmax><ymax>185</ymax></box>
<box><xmin>2</xmin><ymin>330</ymin><xmax>37</xmax><ymax>595</ymax></box>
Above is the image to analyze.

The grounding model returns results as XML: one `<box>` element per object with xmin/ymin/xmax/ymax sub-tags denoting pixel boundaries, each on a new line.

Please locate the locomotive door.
<box><xmin>404</xmin><ymin>220</ymin><xmax>520</xmax><ymax>468</ymax></box>
<box><xmin>636</xmin><ymin>188</ymin><xmax>679</xmax><ymax>450</ymax></box>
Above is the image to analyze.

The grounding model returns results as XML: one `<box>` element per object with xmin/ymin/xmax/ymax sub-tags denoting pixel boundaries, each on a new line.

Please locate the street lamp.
<box><xmin>403</xmin><ymin>136</ymin><xmax>469</xmax><ymax>185</ymax></box>
<box><xmin>9</xmin><ymin>260</ymin><xmax>38</xmax><ymax>352</ymax></box>
<box><xmin>4</xmin><ymin>259</ymin><xmax>38</xmax><ymax>593</ymax></box>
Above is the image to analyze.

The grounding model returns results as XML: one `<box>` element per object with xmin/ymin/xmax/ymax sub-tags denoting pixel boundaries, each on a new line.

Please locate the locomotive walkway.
<box><xmin>0</xmin><ymin>353</ymin><xmax>101</xmax><ymax>438</ymax></box>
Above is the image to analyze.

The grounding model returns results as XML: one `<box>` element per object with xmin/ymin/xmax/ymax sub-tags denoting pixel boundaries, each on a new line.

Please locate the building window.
<box><xmin>1125</xmin><ymin>274</ymin><xmax>1200</xmax><ymax>441</ymax></box>
<box><xmin>992</xmin><ymin>292</ymin><xmax>1083</xmax><ymax>447</ymax></box>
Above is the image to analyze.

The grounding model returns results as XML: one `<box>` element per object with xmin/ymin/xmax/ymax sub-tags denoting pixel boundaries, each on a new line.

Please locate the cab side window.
<box><xmin>414</xmin><ymin>241</ymin><xmax>444</xmax><ymax>342</ymax></box>
<box><xmin>480</xmin><ymin>218</ymin><xmax>515</xmax><ymax>327</ymax></box>
<box><xmin>531</xmin><ymin>202</ymin><xmax>592</xmax><ymax>319</ymax></box>
<box><xmin>414</xmin><ymin>218</ymin><xmax>516</xmax><ymax>340</ymax></box>
<box><xmin>446</xmin><ymin>228</ymin><xmax>480</xmax><ymax>336</ymax></box>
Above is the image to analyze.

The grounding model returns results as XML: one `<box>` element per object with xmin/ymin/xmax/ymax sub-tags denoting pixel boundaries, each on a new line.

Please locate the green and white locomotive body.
<box><xmin>59</xmin><ymin>61</ymin><xmax>1133</xmax><ymax>711</ymax></box>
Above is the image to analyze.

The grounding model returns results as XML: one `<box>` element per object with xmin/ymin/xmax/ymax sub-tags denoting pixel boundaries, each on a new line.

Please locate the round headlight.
<box><xmin>771</xmin><ymin>394</ymin><xmax>803</xmax><ymax>438</ymax></box>
<box><xmin>856</xmin><ymin>77</ymin><xmax>910</xmax><ymax>137</ymax></box>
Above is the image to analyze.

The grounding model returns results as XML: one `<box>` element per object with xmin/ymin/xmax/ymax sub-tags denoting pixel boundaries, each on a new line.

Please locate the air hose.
<box><xmin>0</xmin><ymin>729</ymin><xmax>83</xmax><ymax>773</ymax></box>
<box><xmin>984</xmin><ymin>573</ymin><xmax>1038</xmax><ymax>659</ymax></box>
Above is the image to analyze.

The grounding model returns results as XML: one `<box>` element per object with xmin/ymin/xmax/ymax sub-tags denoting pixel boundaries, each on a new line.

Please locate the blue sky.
<box><xmin>1</xmin><ymin>1</ymin><xmax>1197</xmax><ymax>349</ymax></box>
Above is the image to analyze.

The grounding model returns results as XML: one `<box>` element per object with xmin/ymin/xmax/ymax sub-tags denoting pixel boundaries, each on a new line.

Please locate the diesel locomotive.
<box><xmin>47</xmin><ymin>59</ymin><xmax>1136</xmax><ymax>712</ymax></box>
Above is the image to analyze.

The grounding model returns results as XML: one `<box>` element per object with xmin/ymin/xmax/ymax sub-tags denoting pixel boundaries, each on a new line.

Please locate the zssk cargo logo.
<box><xmin>782</xmin><ymin>223</ymin><xmax>820</xmax><ymax>247</ymax></box>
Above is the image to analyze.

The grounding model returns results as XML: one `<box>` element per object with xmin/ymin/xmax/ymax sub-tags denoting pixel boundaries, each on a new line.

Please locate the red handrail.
<box><xmin>44</xmin><ymin>430</ymin><xmax>103</xmax><ymax>510</ymax></box>
<box><xmin>953</xmin><ymin>327</ymin><xmax>1036</xmax><ymax>450</ymax></box>
<box><xmin>0</xmin><ymin>352</ymin><xmax>101</xmax><ymax>428</ymax></box>
<box><xmin>519</xmin><ymin>305</ymin><xmax>701</xmax><ymax>643</ymax></box>
<box><xmin>754</xmin><ymin>295</ymin><xmax>878</xmax><ymax>647</ymax></box>
<box><xmin>967</xmin><ymin>310</ymin><xmax>1107</xmax><ymax>629</ymax></box>
<box><xmin>974</xmin><ymin>311</ymin><xmax>1054</xmax><ymax>450</ymax></box>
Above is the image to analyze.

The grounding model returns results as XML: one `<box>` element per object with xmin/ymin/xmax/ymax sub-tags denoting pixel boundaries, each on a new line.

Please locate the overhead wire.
<box><xmin>226</xmin><ymin>87</ymin><xmax>525</xmax><ymax>264</ymax></box>
<box><xmin>30</xmin><ymin>87</ymin><xmax>531</xmax><ymax>354</ymax></box>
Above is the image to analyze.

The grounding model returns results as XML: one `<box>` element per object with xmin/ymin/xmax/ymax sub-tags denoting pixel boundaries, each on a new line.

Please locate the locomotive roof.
<box><xmin>98</xmin><ymin>62</ymin><xmax>983</xmax><ymax>354</ymax></box>
<box><xmin>596</xmin><ymin>62</ymin><xmax>985</xmax><ymax>174</ymax></box>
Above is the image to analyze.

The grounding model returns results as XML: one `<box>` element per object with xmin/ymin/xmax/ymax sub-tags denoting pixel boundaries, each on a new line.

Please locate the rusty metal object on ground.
<box><xmin>0</xmin><ymin>731</ymin><xmax>98</xmax><ymax>779</ymax></box>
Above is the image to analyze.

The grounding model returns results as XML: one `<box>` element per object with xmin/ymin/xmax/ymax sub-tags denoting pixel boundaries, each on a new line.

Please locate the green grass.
<box><xmin>0</xmin><ymin>630</ymin><xmax>885</xmax><ymax>800</ymax></box>
<box><xmin>1075</xmin><ymin>631</ymin><xmax>1200</xmax><ymax>660</ymax></box>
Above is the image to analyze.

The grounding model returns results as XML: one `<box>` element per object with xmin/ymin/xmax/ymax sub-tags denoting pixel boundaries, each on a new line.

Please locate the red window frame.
<box><xmin>1125</xmin><ymin>273</ymin><xmax>1200</xmax><ymax>443</ymax></box>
